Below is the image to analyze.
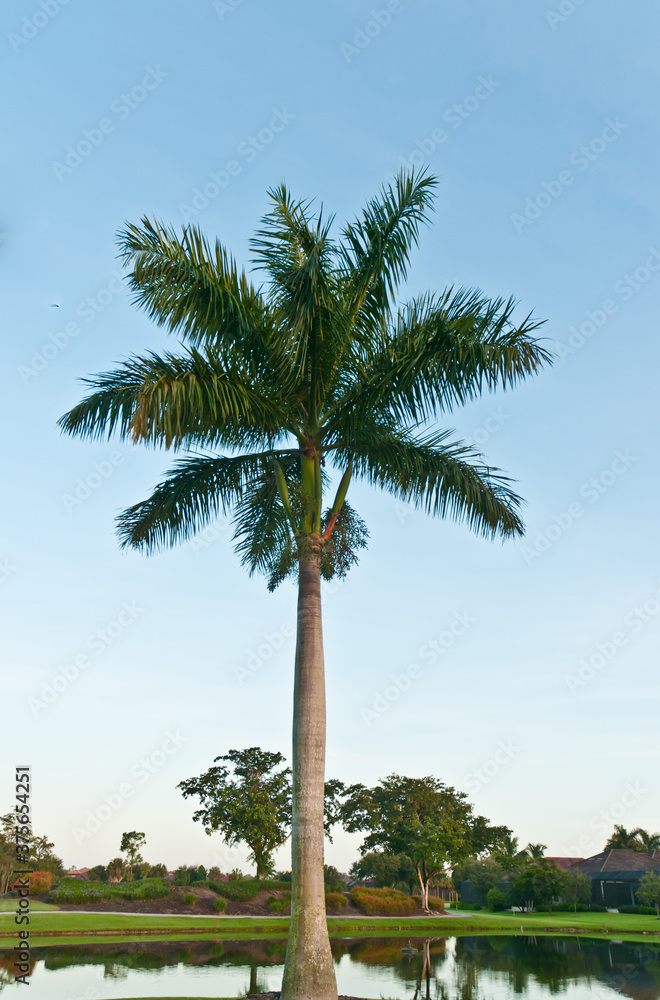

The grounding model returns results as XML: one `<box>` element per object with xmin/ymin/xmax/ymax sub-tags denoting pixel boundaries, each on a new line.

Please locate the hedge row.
<box><xmin>350</xmin><ymin>887</ymin><xmax>417</xmax><ymax>915</ymax></box>
<box><xmin>619</xmin><ymin>904</ymin><xmax>659</xmax><ymax>915</ymax></box>
<box><xmin>49</xmin><ymin>877</ymin><xmax>171</xmax><ymax>903</ymax></box>
<box><xmin>207</xmin><ymin>879</ymin><xmax>290</xmax><ymax>902</ymax></box>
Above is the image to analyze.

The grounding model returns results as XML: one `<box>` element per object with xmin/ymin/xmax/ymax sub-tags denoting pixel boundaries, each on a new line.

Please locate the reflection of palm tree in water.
<box><xmin>412</xmin><ymin>939</ymin><xmax>450</xmax><ymax>1000</ymax></box>
<box><xmin>246</xmin><ymin>960</ymin><xmax>266</xmax><ymax>997</ymax></box>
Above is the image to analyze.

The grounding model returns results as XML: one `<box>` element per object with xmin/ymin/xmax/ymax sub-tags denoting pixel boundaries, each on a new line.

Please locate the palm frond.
<box><xmin>116</xmin><ymin>450</ymin><xmax>298</xmax><ymax>552</ymax></box>
<box><xmin>118</xmin><ymin>217</ymin><xmax>269</xmax><ymax>359</ymax></box>
<box><xmin>339</xmin><ymin>170</ymin><xmax>437</xmax><ymax>329</ymax></box>
<box><xmin>334</xmin><ymin>425</ymin><xmax>524</xmax><ymax>539</ymax></box>
<box><xmin>58</xmin><ymin>349</ymin><xmax>296</xmax><ymax>450</ymax></box>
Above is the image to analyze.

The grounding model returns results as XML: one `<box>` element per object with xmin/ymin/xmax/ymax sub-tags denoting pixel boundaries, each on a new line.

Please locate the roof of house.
<box><xmin>547</xmin><ymin>857</ymin><xmax>584</xmax><ymax>869</ymax></box>
<box><xmin>566</xmin><ymin>849</ymin><xmax>660</xmax><ymax>876</ymax></box>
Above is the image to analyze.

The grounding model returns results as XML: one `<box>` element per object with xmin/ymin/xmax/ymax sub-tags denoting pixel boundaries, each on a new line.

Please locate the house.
<box><xmin>563</xmin><ymin>849</ymin><xmax>660</xmax><ymax>908</ymax></box>
<box><xmin>65</xmin><ymin>868</ymin><xmax>90</xmax><ymax>880</ymax></box>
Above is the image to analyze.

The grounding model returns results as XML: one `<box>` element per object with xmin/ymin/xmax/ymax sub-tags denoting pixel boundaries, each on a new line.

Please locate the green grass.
<box><xmin>1</xmin><ymin>908</ymin><xmax>658</xmax><ymax>949</ymax></box>
<box><xmin>0</xmin><ymin>899</ymin><xmax>58</xmax><ymax>912</ymax></box>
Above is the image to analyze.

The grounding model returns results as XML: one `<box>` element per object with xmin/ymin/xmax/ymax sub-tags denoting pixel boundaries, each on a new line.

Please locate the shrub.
<box><xmin>350</xmin><ymin>887</ymin><xmax>417</xmax><ymax>916</ymax></box>
<box><xmin>589</xmin><ymin>903</ymin><xmax>607</xmax><ymax>912</ymax></box>
<box><xmin>208</xmin><ymin>879</ymin><xmax>290</xmax><ymax>902</ymax></box>
<box><xmin>454</xmin><ymin>901</ymin><xmax>483</xmax><ymax>910</ymax></box>
<box><xmin>413</xmin><ymin>895</ymin><xmax>445</xmax><ymax>912</ymax></box>
<box><xmin>49</xmin><ymin>877</ymin><xmax>170</xmax><ymax>904</ymax></box>
<box><xmin>619</xmin><ymin>904</ymin><xmax>657</xmax><ymax>915</ymax></box>
<box><xmin>212</xmin><ymin>896</ymin><xmax>227</xmax><ymax>912</ymax></box>
<box><xmin>183</xmin><ymin>892</ymin><xmax>197</xmax><ymax>907</ymax></box>
<box><xmin>325</xmin><ymin>892</ymin><xmax>348</xmax><ymax>911</ymax></box>
<box><xmin>268</xmin><ymin>892</ymin><xmax>291</xmax><ymax>913</ymax></box>
<box><xmin>30</xmin><ymin>872</ymin><xmax>52</xmax><ymax>895</ymax></box>
<box><xmin>485</xmin><ymin>888</ymin><xmax>508</xmax><ymax>911</ymax></box>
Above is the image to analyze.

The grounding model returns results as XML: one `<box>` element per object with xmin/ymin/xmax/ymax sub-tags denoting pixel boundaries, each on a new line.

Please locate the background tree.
<box><xmin>178</xmin><ymin>748</ymin><xmax>291</xmax><ymax>880</ymax></box>
<box><xmin>605</xmin><ymin>826</ymin><xmax>645</xmax><ymax>851</ymax></box>
<box><xmin>524</xmin><ymin>842</ymin><xmax>548</xmax><ymax>862</ymax></box>
<box><xmin>632</xmin><ymin>829</ymin><xmax>660</xmax><ymax>853</ymax></box>
<box><xmin>342</xmin><ymin>774</ymin><xmax>504</xmax><ymax>911</ymax></box>
<box><xmin>460</xmin><ymin>857</ymin><xmax>504</xmax><ymax>901</ymax></box>
<box><xmin>323</xmin><ymin>865</ymin><xmax>345</xmax><ymax>893</ymax></box>
<box><xmin>120</xmin><ymin>831</ymin><xmax>146</xmax><ymax>867</ymax></box>
<box><xmin>511</xmin><ymin>859</ymin><xmax>566</xmax><ymax>913</ymax></box>
<box><xmin>491</xmin><ymin>832</ymin><xmax>528</xmax><ymax>874</ymax></box>
<box><xmin>563</xmin><ymin>869</ymin><xmax>592</xmax><ymax>911</ymax></box>
<box><xmin>636</xmin><ymin>871</ymin><xmax>660</xmax><ymax>916</ymax></box>
<box><xmin>59</xmin><ymin>171</ymin><xmax>549</xmax><ymax>1000</ymax></box>
<box><xmin>349</xmin><ymin>851</ymin><xmax>417</xmax><ymax>892</ymax></box>
<box><xmin>149</xmin><ymin>863</ymin><xmax>168</xmax><ymax>879</ymax></box>
<box><xmin>87</xmin><ymin>865</ymin><xmax>108</xmax><ymax>882</ymax></box>
<box><xmin>208</xmin><ymin>866</ymin><xmax>221</xmax><ymax>880</ymax></box>
<box><xmin>107</xmin><ymin>858</ymin><xmax>126</xmax><ymax>882</ymax></box>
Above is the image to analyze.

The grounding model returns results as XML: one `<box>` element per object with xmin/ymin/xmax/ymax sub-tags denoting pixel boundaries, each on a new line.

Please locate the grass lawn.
<box><xmin>0</xmin><ymin>908</ymin><xmax>659</xmax><ymax>947</ymax></box>
<box><xmin>0</xmin><ymin>900</ymin><xmax>58</xmax><ymax>912</ymax></box>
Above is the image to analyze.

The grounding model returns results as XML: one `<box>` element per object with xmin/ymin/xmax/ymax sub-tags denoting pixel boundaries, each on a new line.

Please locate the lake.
<box><xmin>1</xmin><ymin>935</ymin><xmax>659</xmax><ymax>1000</ymax></box>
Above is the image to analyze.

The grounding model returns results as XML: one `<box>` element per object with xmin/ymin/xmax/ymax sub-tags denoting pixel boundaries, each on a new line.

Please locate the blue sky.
<box><xmin>2</xmin><ymin>0</ymin><xmax>659</xmax><ymax>873</ymax></box>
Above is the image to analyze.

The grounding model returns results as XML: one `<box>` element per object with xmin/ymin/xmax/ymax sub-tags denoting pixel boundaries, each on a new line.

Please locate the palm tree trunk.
<box><xmin>281</xmin><ymin>550</ymin><xmax>337</xmax><ymax>1000</ymax></box>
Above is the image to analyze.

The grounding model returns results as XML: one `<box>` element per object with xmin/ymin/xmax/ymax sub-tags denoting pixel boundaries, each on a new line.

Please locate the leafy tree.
<box><xmin>59</xmin><ymin>171</ymin><xmax>549</xmax><ymax>999</ymax></box>
<box><xmin>150</xmin><ymin>863</ymin><xmax>168</xmax><ymax>878</ymax></box>
<box><xmin>349</xmin><ymin>851</ymin><xmax>416</xmax><ymax>891</ymax></box>
<box><xmin>107</xmin><ymin>857</ymin><xmax>126</xmax><ymax>882</ymax></box>
<box><xmin>461</xmin><ymin>857</ymin><xmax>504</xmax><ymax>900</ymax></box>
<box><xmin>197</xmin><ymin>864</ymin><xmax>207</xmax><ymax>882</ymax></box>
<box><xmin>490</xmin><ymin>832</ymin><xmax>529</xmax><ymax>874</ymax></box>
<box><xmin>485</xmin><ymin>887</ymin><xmax>509</xmax><ymax>911</ymax></box>
<box><xmin>87</xmin><ymin>865</ymin><xmax>108</xmax><ymax>882</ymax></box>
<box><xmin>342</xmin><ymin>775</ymin><xmax>505</xmax><ymax>911</ymax></box>
<box><xmin>132</xmin><ymin>862</ymin><xmax>151</xmax><ymax>880</ymax></box>
<box><xmin>563</xmin><ymin>868</ymin><xmax>592</xmax><ymax>911</ymax></box>
<box><xmin>511</xmin><ymin>860</ymin><xmax>567</xmax><ymax>913</ymax></box>
<box><xmin>636</xmin><ymin>871</ymin><xmax>660</xmax><ymax>916</ymax></box>
<box><xmin>178</xmin><ymin>748</ymin><xmax>290</xmax><ymax>879</ymax></box>
<box><xmin>228</xmin><ymin>868</ymin><xmax>244</xmax><ymax>881</ymax></box>
<box><xmin>178</xmin><ymin>747</ymin><xmax>343</xmax><ymax>879</ymax></box>
<box><xmin>120</xmin><ymin>831</ymin><xmax>146</xmax><ymax>866</ymax></box>
<box><xmin>323</xmin><ymin>865</ymin><xmax>346</xmax><ymax>893</ymax></box>
<box><xmin>0</xmin><ymin>813</ymin><xmax>64</xmax><ymax>885</ymax></box>
<box><xmin>208</xmin><ymin>866</ymin><xmax>221</xmax><ymax>880</ymax></box>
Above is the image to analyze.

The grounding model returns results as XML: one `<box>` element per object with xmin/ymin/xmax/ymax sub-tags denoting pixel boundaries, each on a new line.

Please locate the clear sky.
<box><xmin>2</xmin><ymin>0</ymin><xmax>659</xmax><ymax>874</ymax></box>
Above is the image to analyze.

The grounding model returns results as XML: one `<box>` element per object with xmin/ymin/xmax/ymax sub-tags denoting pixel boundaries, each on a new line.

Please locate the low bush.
<box><xmin>351</xmin><ymin>887</ymin><xmax>417</xmax><ymax>916</ymax></box>
<box><xmin>453</xmin><ymin>901</ymin><xmax>483</xmax><ymax>911</ymax></box>
<box><xmin>325</xmin><ymin>892</ymin><xmax>348</xmax><ymax>911</ymax></box>
<box><xmin>11</xmin><ymin>872</ymin><xmax>52</xmax><ymax>896</ymax></box>
<box><xmin>485</xmin><ymin>888</ymin><xmax>508</xmax><ymax>911</ymax></box>
<box><xmin>619</xmin><ymin>904</ymin><xmax>658</xmax><ymax>915</ymax></box>
<box><xmin>49</xmin><ymin>877</ymin><xmax>170</xmax><ymax>904</ymax></box>
<box><xmin>413</xmin><ymin>896</ymin><xmax>445</xmax><ymax>912</ymax></box>
<box><xmin>213</xmin><ymin>896</ymin><xmax>227</xmax><ymax>912</ymax></box>
<box><xmin>268</xmin><ymin>893</ymin><xmax>291</xmax><ymax>913</ymax></box>
<box><xmin>589</xmin><ymin>903</ymin><xmax>607</xmax><ymax>912</ymax></box>
<box><xmin>208</xmin><ymin>879</ymin><xmax>290</xmax><ymax>902</ymax></box>
<box><xmin>183</xmin><ymin>892</ymin><xmax>197</xmax><ymax>907</ymax></box>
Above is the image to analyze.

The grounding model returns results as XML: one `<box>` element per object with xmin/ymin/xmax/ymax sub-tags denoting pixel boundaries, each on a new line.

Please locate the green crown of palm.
<box><xmin>59</xmin><ymin>170</ymin><xmax>551</xmax><ymax>584</ymax></box>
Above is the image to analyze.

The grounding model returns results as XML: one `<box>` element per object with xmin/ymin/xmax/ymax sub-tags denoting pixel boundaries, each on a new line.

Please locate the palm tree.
<box><xmin>631</xmin><ymin>828</ymin><xmax>660</xmax><ymax>853</ymax></box>
<box><xmin>59</xmin><ymin>171</ymin><xmax>550</xmax><ymax>1000</ymax></box>
<box><xmin>605</xmin><ymin>825</ymin><xmax>646</xmax><ymax>851</ymax></box>
<box><xmin>525</xmin><ymin>842</ymin><xmax>548</xmax><ymax>862</ymax></box>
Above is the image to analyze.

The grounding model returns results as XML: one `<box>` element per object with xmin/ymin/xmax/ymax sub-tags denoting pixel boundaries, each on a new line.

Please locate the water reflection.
<box><xmin>0</xmin><ymin>935</ymin><xmax>659</xmax><ymax>999</ymax></box>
